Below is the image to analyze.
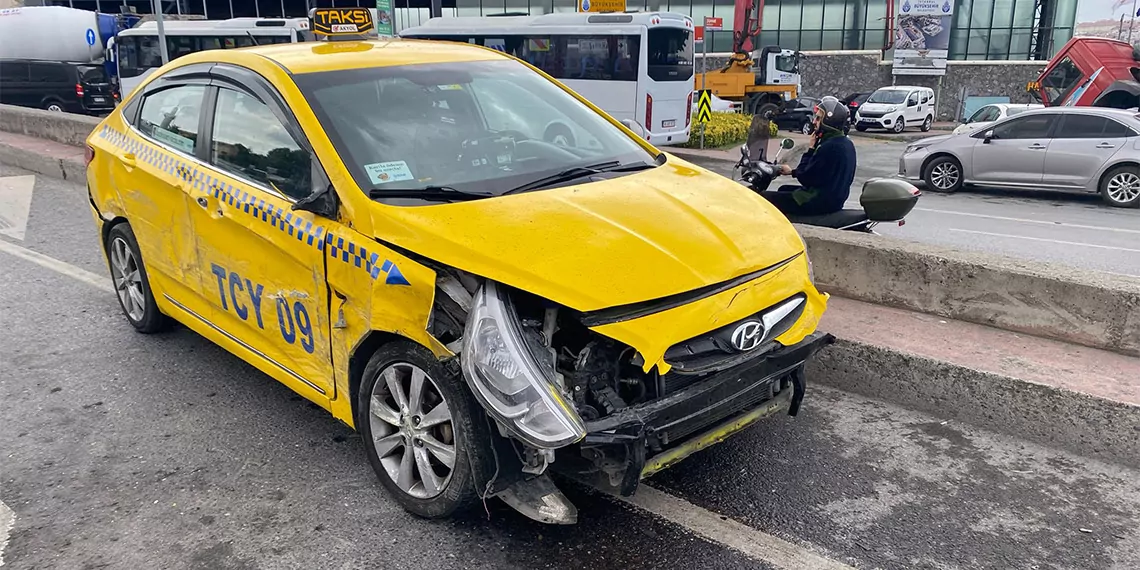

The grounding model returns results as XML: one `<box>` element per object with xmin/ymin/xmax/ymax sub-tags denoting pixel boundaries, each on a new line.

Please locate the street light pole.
<box><xmin>152</xmin><ymin>0</ymin><xmax>170</xmax><ymax>65</ymax></box>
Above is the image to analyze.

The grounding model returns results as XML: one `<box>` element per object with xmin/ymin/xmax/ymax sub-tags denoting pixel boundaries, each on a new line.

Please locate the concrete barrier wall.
<box><xmin>0</xmin><ymin>104</ymin><xmax>101</xmax><ymax>147</ymax></box>
<box><xmin>2</xmin><ymin>103</ymin><xmax>1137</xmax><ymax>357</ymax></box>
<box><xmin>797</xmin><ymin>224</ymin><xmax>1140</xmax><ymax>357</ymax></box>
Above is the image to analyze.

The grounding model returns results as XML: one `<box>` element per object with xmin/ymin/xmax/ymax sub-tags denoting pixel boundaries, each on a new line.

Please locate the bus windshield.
<box><xmin>647</xmin><ymin>27</ymin><xmax>693</xmax><ymax>82</ymax></box>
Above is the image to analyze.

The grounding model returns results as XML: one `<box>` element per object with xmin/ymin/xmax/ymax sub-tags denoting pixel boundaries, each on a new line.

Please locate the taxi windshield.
<box><xmin>294</xmin><ymin>59</ymin><xmax>655</xmax><ymax>202</ymax></box>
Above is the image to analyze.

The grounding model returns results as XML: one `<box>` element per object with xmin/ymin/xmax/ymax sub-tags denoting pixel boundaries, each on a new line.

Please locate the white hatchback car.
<box><xmin>952</xmin><ymin>103</ymin><xmax>1044</xmax><ymax>135</ymax></box>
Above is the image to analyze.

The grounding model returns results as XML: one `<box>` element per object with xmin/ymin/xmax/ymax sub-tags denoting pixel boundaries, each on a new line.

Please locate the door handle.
<box><xmin>1096</xmin><ymin>143</ymin><xmax>1117</xmax><ymax>149</ymax></box>
<box><xmin>120</xmin><ymin>152</ymin><xmax>137</xmax><ymax>168</ymax></box>
<box><xmin>1027</xmin><ymin>144</ymin><xmax>1046</xmax><ymax>150</ymax></box>
<box><xmin>196</xmin><ymin>196</ymin><xmax>209</xmax><ymax>208</ymax></box>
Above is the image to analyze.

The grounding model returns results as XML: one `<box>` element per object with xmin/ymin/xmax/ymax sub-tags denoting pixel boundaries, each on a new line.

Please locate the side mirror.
<box><xmin>620</xmin><ymin>119</ymin><xmax>646</xmax><ymax>139</ymax></box>
<box><xmin>740</xmin><ymin>143</ymin><xmax>750</xmax><ymax>158</ymax></box>
<box><xmin>983</xmin><ymin>129</ymin><xmax>995</xmax><ymax>143</ymax></box>
<box><xmin>781</xmin><ymin>138</ymin><xmax>795</xmax><ymax>150</ymax></box>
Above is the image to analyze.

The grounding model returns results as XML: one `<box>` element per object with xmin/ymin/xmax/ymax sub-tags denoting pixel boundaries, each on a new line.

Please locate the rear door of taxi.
<box><xmin>186</xmin><ymin>65</ymin><xmax>336</xmax><ymax>400</ymax></box>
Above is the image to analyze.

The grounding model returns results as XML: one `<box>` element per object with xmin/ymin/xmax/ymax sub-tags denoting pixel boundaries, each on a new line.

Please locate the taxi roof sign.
<box><xmin>309</xmin><ymin>7</ymin><xmax>375</xmax><ymax>41</ymax></box>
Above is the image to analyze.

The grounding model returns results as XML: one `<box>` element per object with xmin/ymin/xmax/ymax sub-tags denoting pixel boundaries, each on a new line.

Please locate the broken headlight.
<box><xmin>461</xmin><ymin>281</ymin><xmax>586</xmax><ymax>449</ymax></box>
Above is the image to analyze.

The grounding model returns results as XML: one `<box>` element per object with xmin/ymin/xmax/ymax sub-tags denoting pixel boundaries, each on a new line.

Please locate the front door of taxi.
<box><xmin>188</xmin><ymin>82</ymin><xmax>335</xmax><ymax>400</ymax></box>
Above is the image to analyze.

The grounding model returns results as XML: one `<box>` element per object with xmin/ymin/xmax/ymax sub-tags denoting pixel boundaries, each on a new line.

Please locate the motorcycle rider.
<box><xmin>760</xmin><ymin>96</ymin><xmax>856</xmax><ymax>217</ymax></box>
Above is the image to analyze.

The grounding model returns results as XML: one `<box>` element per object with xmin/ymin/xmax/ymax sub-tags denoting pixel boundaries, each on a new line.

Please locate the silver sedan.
<box><xmin>898</xmin><ymin>106</ymin><xmax>1140</xmax><ymax>207</ymax></box>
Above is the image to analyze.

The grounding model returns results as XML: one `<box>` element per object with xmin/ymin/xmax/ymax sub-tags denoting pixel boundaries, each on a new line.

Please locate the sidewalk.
<box><xmin>0</xmin><ymin>130</ymin><xmax>86</xmax><ymax>182</ymax></box>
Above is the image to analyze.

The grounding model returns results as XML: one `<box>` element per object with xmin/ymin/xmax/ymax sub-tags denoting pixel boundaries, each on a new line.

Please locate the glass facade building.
<box><xmin>46</xmin><ymin>0</ymin><xmax>1077</xmax><ymax>60</ymax></box>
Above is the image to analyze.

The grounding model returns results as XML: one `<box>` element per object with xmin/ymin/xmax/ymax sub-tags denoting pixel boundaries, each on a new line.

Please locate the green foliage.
<box><xmin>679</xmin><ymin>112</ymin><xmax>753</xmax><ymax>148</ymax></box>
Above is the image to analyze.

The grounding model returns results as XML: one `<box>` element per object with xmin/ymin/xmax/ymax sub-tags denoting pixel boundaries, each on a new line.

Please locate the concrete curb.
<box><xmin>0</xmin><ymin>139</ymin><xmax>85</xmax><ymax>182</ymax></box>
<box><xmin>797</xmin><ymin>225</ymin><xmax>1140</xmax><ymax>357</ymax></box>
<box><xmin>0</xmin><ymin>104</ymin><xmax>100</xmax><ymax>148</ymax></box>
<box><xmin>810</xmin><ymin>338</ymin><xmax>1140</xmax><ymax>469</ymax></box>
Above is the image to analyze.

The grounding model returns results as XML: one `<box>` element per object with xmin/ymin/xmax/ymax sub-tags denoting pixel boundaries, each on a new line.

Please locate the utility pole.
<box><xmin>152</xmin><ymin>0</ymin><xmax>169</xmax><ymax>65</ymax></box>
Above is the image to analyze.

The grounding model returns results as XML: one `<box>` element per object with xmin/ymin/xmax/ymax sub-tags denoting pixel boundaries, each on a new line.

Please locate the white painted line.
<box><xmin>920</xmin><ymin>207</ymin><xmax>1140</xmax><ymax>236</ymax></box>
<box><xmin>948</xmin><ymin>228</ymin><xmax>1140</xmax><ymax>254</ymax></box>
<box><xmin>0</xmin><ymin>499</ymin><xmax>13</xmax><ymax>567</ymax></box>
<box><xmin>620</xmin><ymin>486</ymin><xmax>856</xmax><ymax>570</ymax></box>
<box><xmin>0</xmin><ymin>239</ymin><xmax>112</xmax><ymax>293</ymax></box>
<box><xmin>0</xmin><ymin>175</ymin><xmax>35</xmax><ymax>240</ymax></box>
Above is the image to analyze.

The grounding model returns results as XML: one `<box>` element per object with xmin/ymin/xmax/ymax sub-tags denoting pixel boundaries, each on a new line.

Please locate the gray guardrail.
<box><xmin>2</xmin><ymin>103</ymin><xmax>1137</xmax><ymax>357</ymax></box>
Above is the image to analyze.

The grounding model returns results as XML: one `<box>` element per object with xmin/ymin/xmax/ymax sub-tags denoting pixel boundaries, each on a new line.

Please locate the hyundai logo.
<box><xmin>730</xmin><ymin>321</ymin><xmax>765</xmax><ymax>352</ymax></box>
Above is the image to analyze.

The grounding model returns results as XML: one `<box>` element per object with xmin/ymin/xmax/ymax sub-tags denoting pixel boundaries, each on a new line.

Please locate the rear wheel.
<box><xmin>855</xmin><ymin>124</ymin><xmax>868</xmax><ymax>132</ymax></box>
<box><xmin>921</xmin><ymin>115</ymin><xmax>933</xmax><ymax>132</ymax></box>
<box><xmin>753</xmin><ymin>99</ymin><xmax>781</xmax><ymax>119</ymax></box>
<box><xmin>1100</xmin><ymin>165</ymin><xmax>1140</xmax><ymax>208</ymax></box>
<box><xmin>922</xmin><ymin>155</ymin><xmax>963</xmax><ymax>193</ymax></box>
<box><xmin>358</xmin><ymin>341</ymin><xmax>493</xmax><ymax>519</ymax></box>
<box><xmin>105</xmin><ymin>223</ymin><xmax>169</xmax><ymax>333</ymax></box>
<box><xmin>43</xmin><ymin>99</ymin><xmax>64</xmax><ymax>112</ymax></box>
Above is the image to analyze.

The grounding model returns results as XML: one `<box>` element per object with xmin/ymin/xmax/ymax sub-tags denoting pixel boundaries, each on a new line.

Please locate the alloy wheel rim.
<box><xmin>893</xmin><ymin>121</ymin><xmax>904</xmax><ymax>133</ymax></box>
<box><xmin>802</xmin><ymin>122</ymin><xmax>811</xmax><ymax>135</ymax></box>
<box><xmin>1107</xmin><ymin>172</ymin><xmax>1140</xmax><ymax>203</ymax></box>
<box><xmin>931</xmin><ymin>163</ymin><xmax>959</xmax><ymax>190</ymax></box>
<box><xmin>110</xmin><ymin>237</ymin><xmax>146</xmax><ymax>321</ymax></box>
<box><xmin>47</xmin><ymin>104</ymin><xmax>63</xmax><ymax>112</ymax></box>
<box><xmin>369</xmin><ymin>362</ymin><xmax>456</xmax><ymax>499</ymax></box>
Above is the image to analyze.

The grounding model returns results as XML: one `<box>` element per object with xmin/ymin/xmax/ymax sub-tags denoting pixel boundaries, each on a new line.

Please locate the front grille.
<box><xmin>859</xmin><ymin>111</ymin><xmax>886</xmax><ymax>118</ymax></box>
<box><xmin>657</xmin><ymin>374</ymin><xmax>789</xmax><ymax>447</ymax></box>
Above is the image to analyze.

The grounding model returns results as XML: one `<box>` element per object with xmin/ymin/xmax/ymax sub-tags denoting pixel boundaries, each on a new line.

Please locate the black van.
<box><xmin>0</xmin><ymin>59</ymin><xmax>118</xmax><ymax>115</ymax></box>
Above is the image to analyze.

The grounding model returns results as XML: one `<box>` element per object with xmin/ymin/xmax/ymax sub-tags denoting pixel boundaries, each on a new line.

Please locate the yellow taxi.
<box><xmin>85</xmin><ymin>8</ymin><xmax>832</xmax><ymax>524</ymax></box>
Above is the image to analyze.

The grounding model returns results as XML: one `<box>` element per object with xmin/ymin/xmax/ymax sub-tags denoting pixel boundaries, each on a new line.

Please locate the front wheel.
<box><xmin>358</xmin><ymin>341</ymin><xmax>493</xmax><ymax>519</ymax></box>
<box><xmin>1100</xmin><ymin>165</ymin><xmax>1140</xmax><ymax>208</ymax></box>
<box><xmin>855</xmin><ymin>124</ymin><xmax>868</xmax><ymax>132</ymax></box>
<box><xmin>922</xmin><ymin>155</ymin><xmax>963</xmax><ymax>193</ymax></box>
<box><xmin>921</xmin><ymin>116</ymin><xmax>933</xmax><ymax>132</ymax></box>
<box><xmin>892</xmin><ymin>119</ymin><xmax>906</xmax><ymax>133</ymax></box>
<box><xmin>105</xmin><ymin>223</ymin><xmax>169</xmax><ymax>333</ymax></box>
<box><xmin>800</xmin><ymin>121</ymin><xmax>813</xmax><ymax>135</ymax></box>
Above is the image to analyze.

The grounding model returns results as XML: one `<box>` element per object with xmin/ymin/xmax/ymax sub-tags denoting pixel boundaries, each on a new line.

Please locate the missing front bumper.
<box><xmin>556</xmin><ymin>331</ymin><xmax>834</xmax><ymax>495</ymax></box>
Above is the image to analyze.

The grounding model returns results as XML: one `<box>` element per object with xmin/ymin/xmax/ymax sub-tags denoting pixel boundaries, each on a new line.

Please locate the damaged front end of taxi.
<box><xmin>424</xmin><ymin>262</ymin><xmax>833</xmax><ymax>525</ymax></box>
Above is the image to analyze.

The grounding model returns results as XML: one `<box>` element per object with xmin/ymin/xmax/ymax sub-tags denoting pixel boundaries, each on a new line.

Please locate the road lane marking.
<box><xmin>921</xmin><ymin>207</ymin><xmax>1140</xmax><ymax>235</ymax></box>
<box><xmin>0</xmin><ymin>499</ymin><xmax>13</xmax><ymax>567</ymax></box>
<box><xmin>948</xmin><ymin>228</ymin><xmax>1140</xmax><ymax>254</ymax></box>
<box><xmin>0</xmin><ymin>239</ymin><xmax>112</xmax><ymax>293</ymax></box>
<box><xmin>620</xmin><ymin>486</ymin><xmax>856</xmax><ymax>570</ymax></box>
<box><xmin>0</xmin><ymin>175</ymin><xmax>35</xmax><ymax>240</ymax></box>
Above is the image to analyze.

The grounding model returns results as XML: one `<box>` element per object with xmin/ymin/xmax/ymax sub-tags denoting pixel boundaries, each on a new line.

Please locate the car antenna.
<box><xmin>246</xmin><ymin>31</ymin><xmax>260</xmax><ymax>46</ymax></box>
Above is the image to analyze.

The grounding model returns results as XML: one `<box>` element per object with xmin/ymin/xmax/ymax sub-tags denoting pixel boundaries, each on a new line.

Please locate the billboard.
<box><xmin>892</xmin><ymin>0</ymin><xmax>955</xmax><ymax>76</ymax></box>
<box><xmin>1075</xmin><ymin>0</ymin><xmax>1140</xmax><ymax>45</ymax></box>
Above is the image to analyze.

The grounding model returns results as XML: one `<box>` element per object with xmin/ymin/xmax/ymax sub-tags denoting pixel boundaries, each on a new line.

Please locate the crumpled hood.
<box><xmin>371</xmin><ymin>156</ymin><xmax>805</xmax><ymax>313</ymax></box>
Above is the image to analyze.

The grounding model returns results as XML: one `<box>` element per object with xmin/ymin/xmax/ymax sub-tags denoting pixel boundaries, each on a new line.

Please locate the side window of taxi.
<box><xmin>210</xmin><ymin>87</ymin><xmax>311</xmax><ymax>200</ymax></box>
<box><xmin>137</xmin><ymin>85</ymin><xmax>205</xmax><ymax>155</ymax></box>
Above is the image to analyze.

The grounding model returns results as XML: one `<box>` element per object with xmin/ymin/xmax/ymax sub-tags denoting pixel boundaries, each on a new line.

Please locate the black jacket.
<box><xmin>791</xmin><ymin>134</ymin><xmax>857</xmax><ymax>214</ymax></box>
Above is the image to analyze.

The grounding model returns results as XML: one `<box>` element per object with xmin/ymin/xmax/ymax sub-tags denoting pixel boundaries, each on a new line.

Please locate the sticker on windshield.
<box><xmin>151</xmin><ymin>128</ymin><xmax>195</xmax><ymax>155</ymax></box>
<box><xmin>438</xmin><ymin>84</ymin><xmax>463</xmax><ymax>91</ymax></box>
<box><xmin>365</xmin><ymin>161</ymin><xmax>415</xmax><ymax>185</ymax></box>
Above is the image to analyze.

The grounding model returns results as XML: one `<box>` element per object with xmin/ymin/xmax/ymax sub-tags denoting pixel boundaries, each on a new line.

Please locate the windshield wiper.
<box><xmin>503</xmin><ymin>160</ymin><xmax>658</xmax><ymax>195</ymax></box>
<box><xmin>368</xmin><ymin>186</ymin><xmax>493</xmax><ymax>202</ymax></box>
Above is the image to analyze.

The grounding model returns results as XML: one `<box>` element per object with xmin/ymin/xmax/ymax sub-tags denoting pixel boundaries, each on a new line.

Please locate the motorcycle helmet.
<box><xmin>813</xmin><ymin>96</ymin><xmax>849</xmax><ymax>133</ymax></box>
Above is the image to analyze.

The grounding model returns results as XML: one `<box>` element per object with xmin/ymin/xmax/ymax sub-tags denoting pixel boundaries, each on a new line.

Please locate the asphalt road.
<box><xmin>2</xmin><ymin>163</ymin><xmax>1140</xmax><ymax>569</ymax></box>
<box><xmin>681</xmin><ymin>137</ymin><xmax>1140</xmax><ymax>277</ymax></box>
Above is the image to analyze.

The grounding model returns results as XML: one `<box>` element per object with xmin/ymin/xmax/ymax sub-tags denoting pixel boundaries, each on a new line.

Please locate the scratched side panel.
<box><xmin>324</xmin><ymin>228</ymin><xmax>444</xmax><ymax>429</ymax></box>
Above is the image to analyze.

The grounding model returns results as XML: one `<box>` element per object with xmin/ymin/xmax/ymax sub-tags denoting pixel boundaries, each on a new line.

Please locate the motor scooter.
<box><xmin>734</xmin><ymin>137</ymin><xmax>921</xmax><ymax>233</ymax></box>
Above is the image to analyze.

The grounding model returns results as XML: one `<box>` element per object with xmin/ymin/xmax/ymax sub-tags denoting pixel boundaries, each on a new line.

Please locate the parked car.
<box><xmin>855</xmin><ymin>86</ymin><xmax>935</xmax><ymax>133</ymax></box>
<box><xmin>952</xmin><ymin>103</ymin><xmax>1044</xmax><ymax>135</ymax></box>
<box><xmin>898</xmin><ymin>106</ymin><xmax>1140</xmax><ymax>207</ymax></box>
<box><xmin>0</xmin><ymin>59</ymin><xmax>117</xmax><ymax>115</ymax></box>
<box><xmin>690</xmin><ymin>90</ymin><xmax>735</xmax><ymax>113</ymax></box>
<box><xmin>840</xmin><ymin>92</ymin><xmax>870</xmax><ymax>123</ymax></box>
<box><xmin>771</xmin><ymin>97</ymin><xmax>819</xmax><ymax>134</ymax></box>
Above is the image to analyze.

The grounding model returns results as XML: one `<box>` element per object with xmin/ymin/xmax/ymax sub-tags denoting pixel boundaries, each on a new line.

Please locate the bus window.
<box><xmin>647</xmin><ymin>28</ymin><xmax>693</xmax><ymax>82</ymax></box>
<box><xmin>1041</xmin><ymin>57</ymin><xmax>1084</xmax><ymax>106</ymax></box>
<box><xmin>118</xmin><ymin>36</ymin><xmax>164</xmax><ymax>79</ymax></box>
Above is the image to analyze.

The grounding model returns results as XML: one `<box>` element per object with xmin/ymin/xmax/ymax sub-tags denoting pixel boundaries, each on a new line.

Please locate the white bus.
<box><xmin>114</xmin><ymin>18</ymin><xmax>313</xmax><ymax>96</ymax></box>
<box><xmin>400</xmin><ymin>12</ymin><xmax>695</xmax><ymax>146</ymax></box>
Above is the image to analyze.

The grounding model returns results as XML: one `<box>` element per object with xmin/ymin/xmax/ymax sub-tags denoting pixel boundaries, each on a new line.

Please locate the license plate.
<box><xmin>93</xmin><ymin>97</ymin><xmax>106</xmax><ymax>103</ymax></box>
<box><xmin>662</xmin><ymin>120</ymin><xmax>676</xmax><ymax>128</ymax></box>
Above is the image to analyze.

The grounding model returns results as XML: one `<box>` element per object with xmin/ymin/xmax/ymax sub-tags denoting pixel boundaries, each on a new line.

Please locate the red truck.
<box><xmin>1029</xmin><ymin>36</ymin><xmax>1140</xmax><ymax>108</ymax></box>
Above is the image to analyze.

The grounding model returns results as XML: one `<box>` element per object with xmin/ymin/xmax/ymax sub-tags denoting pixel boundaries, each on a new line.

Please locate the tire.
<box><xmin>755</xmin><ymin>102</ymin><xmax>780</xmax><ymax>120</ymax></box>
<box><xmin>105</xmin><ymin>223</ymin><xmax>169</xmax><ymax>333</ymax></box>
<box><xmin>855</xmin><ymin>125</ymin><xmax>868</xmax><ymax>132</ymax></box>
<box><xmin>357</xmin><ymin>341</ymin><xmax>494</xmax><ymax>519</ymax></box>
<box><xmin>1099</xmin><ymin>165</ymin><xmax>1140</xmax><ymax>208</ymax></box>
<box><xmin>892</xmin><ymin>118</ymin><xmax>906</xmax><ymax>133</ymax></box>
<box><xmin>43</xmin><ymin>99</ymin><xmax>65</xmax><ymax>112</ymax></box>
<box><xmin>922</xmin><ymin>155</ymin><xmax>963</xmax><ymax>193</ymax></box>
<box><xmin>921</xmin><ymin>115</ymin><xmax>933</xmax><ymax>132</ymax></box>
<box><xmin>800</xmin><ymin>121</ymin><xmax>813</xmax><ymax>135</ymax></box>
<box><xmin>544</xmin><ymin>123</ymin><xmax>576</xmax><ymax>148</ymax></box>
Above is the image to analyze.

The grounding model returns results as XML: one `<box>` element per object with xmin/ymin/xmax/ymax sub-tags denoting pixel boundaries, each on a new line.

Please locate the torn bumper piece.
<box><xmin>570</xmin><ymin>332</ymin><xmax>835</xmax><ymax>495</ymax></box>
